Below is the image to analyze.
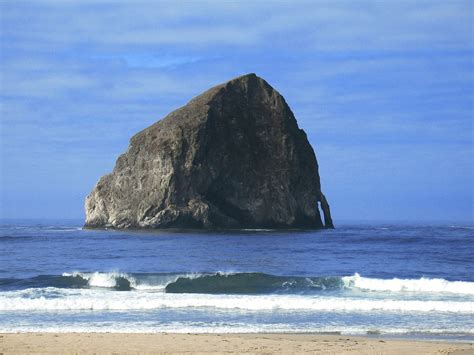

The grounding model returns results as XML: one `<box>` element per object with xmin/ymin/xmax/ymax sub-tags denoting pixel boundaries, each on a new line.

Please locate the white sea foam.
<box><xmin>63</xmin><ymin>272</ymin><xmax>134</xmax><ymax>288</ymax></box>
<box><xmin>61</xmin><ymin>271</ymin><xmax>203</xmax><ymax>291</ymax></box>
<box><xmin>0</xmin><ymin>323</ymin><xmax>472</xmax><ymax>336</ymax></box>
<box><xmin>343</xmin><ymin>273</ymin><xmax>474</xmax><ymax>295</ymax></box>
<box><xmin>1</xmin><ymin>288</ymin><xmax>472</xmax><ymax>313</ymax></box>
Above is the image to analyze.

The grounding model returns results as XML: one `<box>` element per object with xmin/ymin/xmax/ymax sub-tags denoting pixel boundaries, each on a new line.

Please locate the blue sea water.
<box><xmin>0</xmin><ymin>219</ymin><xmax>473</xmax><ymax>339</ymax></box>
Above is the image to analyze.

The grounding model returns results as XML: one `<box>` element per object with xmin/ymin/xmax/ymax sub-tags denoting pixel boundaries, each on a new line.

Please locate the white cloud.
<box><xmin>1</xmin><ymin>1</ymin><xmax>471</xmax><ymax>52</ymax></box>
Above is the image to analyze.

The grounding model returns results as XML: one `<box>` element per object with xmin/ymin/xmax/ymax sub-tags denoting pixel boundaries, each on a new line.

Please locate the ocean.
<box><xmin>0</xmin><ymin>220</ymin><xmax>473</xmax><ymax>340</ymax></box>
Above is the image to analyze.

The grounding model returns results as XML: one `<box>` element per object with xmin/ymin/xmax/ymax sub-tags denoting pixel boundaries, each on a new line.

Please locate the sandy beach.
<box><xmin>0</xmin><ymin>333</ymin><xmax>472</xmax><ymax>354</ymax></box>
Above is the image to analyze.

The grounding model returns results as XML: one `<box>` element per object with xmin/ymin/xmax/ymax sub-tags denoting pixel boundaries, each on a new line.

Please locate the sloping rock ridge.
<box><xmin>85</xmin><ymin>74</ymin><xmax>333</xmax><ymax>229</ymax></box>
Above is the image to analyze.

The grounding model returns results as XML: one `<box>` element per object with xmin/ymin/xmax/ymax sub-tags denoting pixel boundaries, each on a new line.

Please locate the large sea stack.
<box><xmin>85</xmin><ymin>74</ymin><xmax>333</xmax><ymax>229</ymax></box>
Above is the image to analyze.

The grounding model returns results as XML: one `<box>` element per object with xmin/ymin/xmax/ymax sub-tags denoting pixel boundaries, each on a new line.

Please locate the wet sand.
<box><xmin>1</xmin><ymin>332</ymin><xmax>473</xmax><ymax>354</ymax></box>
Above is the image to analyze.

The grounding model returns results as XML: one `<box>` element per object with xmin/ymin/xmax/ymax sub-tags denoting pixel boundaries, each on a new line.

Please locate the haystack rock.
<box><xmin>85</xmin><ymin>74</ymin><xmax>333</xmax><ymax>229</ymax></box>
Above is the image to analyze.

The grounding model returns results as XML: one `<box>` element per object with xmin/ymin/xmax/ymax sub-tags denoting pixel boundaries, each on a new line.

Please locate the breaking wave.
<box><xmin>342</xmin><ymin>273</ymin><xmax>474</xmax><ymax>295</ymax></box>
<box><xmin>1</xmin><ymin>272</ymin><xmax>474</xmax><ymax>295</ymax></box>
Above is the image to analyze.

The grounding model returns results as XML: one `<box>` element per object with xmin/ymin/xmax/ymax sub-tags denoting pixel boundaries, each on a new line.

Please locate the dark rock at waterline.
<box><xmin>85</xmin><ymin>73</ymin><xmax>333</xmax><ymax>229</ymax></box>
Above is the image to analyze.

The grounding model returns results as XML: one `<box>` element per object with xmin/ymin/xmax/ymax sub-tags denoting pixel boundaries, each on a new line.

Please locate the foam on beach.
<box><xmin>1</xmin><ymin>287</ymin><xmax>473</xmax><ymax>313</ymax></box>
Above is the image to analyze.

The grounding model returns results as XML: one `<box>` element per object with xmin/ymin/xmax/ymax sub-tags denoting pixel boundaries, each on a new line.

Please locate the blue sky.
<box><xmin>0</xmin><ymin>1</ymin><xmax>472</xmax><ymax>222</ymax></box>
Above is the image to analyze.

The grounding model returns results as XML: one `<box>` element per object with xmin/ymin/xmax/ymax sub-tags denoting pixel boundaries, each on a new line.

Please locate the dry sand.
<box><xmin>0</xmin><ymin>332</ymin><xmax>473</xmax><ymax>354</ymax></box>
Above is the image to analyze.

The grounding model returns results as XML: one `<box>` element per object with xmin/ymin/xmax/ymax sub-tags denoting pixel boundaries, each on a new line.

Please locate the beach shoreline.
<box><xmin>1</xmin><ymin>332</ymin><xmax>473</xmax><ymax>354</ymax></box>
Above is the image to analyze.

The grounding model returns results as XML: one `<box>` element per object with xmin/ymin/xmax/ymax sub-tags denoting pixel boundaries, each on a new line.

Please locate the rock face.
<box><xmin>85</xmin><ymin>74</ymin><xmax>333</xmax><ymax>229</ymax></box>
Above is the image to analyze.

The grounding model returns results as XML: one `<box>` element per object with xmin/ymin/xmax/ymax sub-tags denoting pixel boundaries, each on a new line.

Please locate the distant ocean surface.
<box><xmin>0</xmin><ymin>220</ymin><xmax>473</xmax><ymax>340</ymax></box>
